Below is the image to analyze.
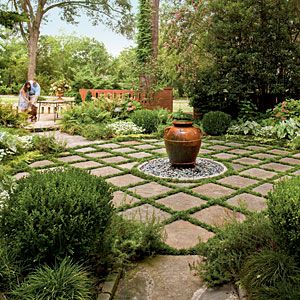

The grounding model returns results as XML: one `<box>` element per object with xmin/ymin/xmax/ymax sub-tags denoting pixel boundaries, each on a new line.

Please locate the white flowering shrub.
<box><xmin>0</xmin><ymin>169</ymin><xmax>17</xmax><ymax>207</ymax></box>
<box><xmin>106</xmin><ymin>121</ymin><xmax>145</xmax><ymax>135</ymax></box>
<box><xmin>0</xmin><ymin>131</ymin><xmax>33</xmax><ymax>162</ymax></box>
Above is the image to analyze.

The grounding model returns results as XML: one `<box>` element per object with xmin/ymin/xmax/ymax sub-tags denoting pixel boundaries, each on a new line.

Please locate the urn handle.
<box><xmin>164</xmin><ymin>126</ymin><xmax>172</xmax><ymax>136</ymax></box>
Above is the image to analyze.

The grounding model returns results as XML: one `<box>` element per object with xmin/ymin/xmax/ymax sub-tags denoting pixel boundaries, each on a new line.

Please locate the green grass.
<box><xmin>0</xmin><ymin>95</ymin><xmax>18</xmax><ymax>105</ymax></box>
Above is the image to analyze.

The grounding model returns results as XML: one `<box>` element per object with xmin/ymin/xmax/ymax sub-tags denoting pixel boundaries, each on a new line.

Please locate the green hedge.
<box><xmin>202</xmin><ymin>111</ymin><xmax>231</xmax><ymax>135</ymax></box>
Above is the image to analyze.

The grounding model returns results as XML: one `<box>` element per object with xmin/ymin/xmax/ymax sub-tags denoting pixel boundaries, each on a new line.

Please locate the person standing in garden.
<box><xmin>28</xmin><ymin>79</ymin><xmax>41</xmax><ymax>121</ymax></box>
<box><xmin>18</xmin><ymin>81</ymin><xmax>31</xmax><ymax>112</ymax></box>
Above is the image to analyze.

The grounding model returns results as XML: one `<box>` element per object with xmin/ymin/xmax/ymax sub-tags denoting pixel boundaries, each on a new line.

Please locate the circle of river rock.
<box><xmin>138</xmin><ymin>158</ymin><xmax>227</xmax><ymax>180</ymax></box>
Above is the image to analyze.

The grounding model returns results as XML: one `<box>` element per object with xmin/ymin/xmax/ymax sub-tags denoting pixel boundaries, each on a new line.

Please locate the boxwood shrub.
<box><xmin>268</xmin><ymin>176</ymin><xmax>300</xmax><ymax>258</ymax></box>
<box><xmin>130</xmin><ymin>109</ymin><xmax>161</xmax><ymax>133</ymax></box>
<box><xmin>0</xmin><ymin>168</ymin><xmax>114</xmax><ymax>268</ymax></box>
<box><xmin>202</xmin><ymin>111</ymin><xmax>232</xmax><ymax>135</ymax></box>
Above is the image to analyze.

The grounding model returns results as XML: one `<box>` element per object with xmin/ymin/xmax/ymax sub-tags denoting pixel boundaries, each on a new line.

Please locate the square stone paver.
<box><xmin>75</xmin><ymin>147</ymin><xmax>96</xmax><ymax>153</ymax></box>
<box><xmin>252</xmin><ymin>183</ymin><xmax>273</xmax><ymax>196</ymax></box>
<box><xmin>269</xmin><ymin>149</ymin><xmax>290</xmax><ymax>155</ymax></box>
<box><xmin>157</xmin><ymin>193</ymin><xmax>206</xmax><ymax>211</ymax></box>
<box><xmin>246</xmin><ymin>145</ymin><xmax>267</xmax><ymax>151</ymax></box>
<box><xmin>261</xmin><ymin>162</ymin><xmax>292</xmax><ymax>172</ymax></box>
<box><xmin>212</xmin><ymin>153</ymin><xmax>237</xmax><ymax>160</ymax></box>
<box><xmin>164</xmin><ymin>220</ymin><xmax>215</xmax><ymax>249</ymax></box>
<box><xmin>191</xmin><ymin>205</ymin><xmax>246</xmax><ymax>227</ymax></box>
<box><xmin>207</xmin><ymin>139</ymin><xmax>225</xmax><ymax>143</ymax></box>
<box><xmin>71</xmin><ymin>161</ymin><xmax>102</xmax><ymax>169</ymax></box>
<box><xmin>170</xmin><ymin>182</ymin><xmax>197</xmax><ymax>188</ymax></box>
<box><xmin>208</xmin><ymin>145</ymin><xmax>231</xmax><ymax>151</ymax></box>
<box><xmin>112</xmin><ymin>147</ymin><xmax>136</xmax><ymax>153</ymax></box>
<box><xmin>14</xmin><ymin>172</ymin><xmax>30</xmax><ymax>180</ymax></box>
<box><xmin>85</xmin><ymin>151</ymin><xmax>111</xmax><ymax>158</ymax></box>
<box><xmin>228</xmin><ymin>149</ymin><xmax>252</xmax><ymax>155</ymax></box>
<box><xmin>227</xmin><ymin>142</ymin><xmax>244</xmax><ymax>147</ymax></box>
<box><xmin>134</xmin><ymin>144</ymin><xmax>156</xmax><ymax>150</ymax></box>
<box><xmin>112</xmin><ymin>191</ymin><xmax>140</xmax><ymax>208</ymax></box>
<box><xmin>98</xmin><ymin>143</ymin><xmax>120</xmax><ymax>149</ymax></box>
<box><xmin>231</xmin><ymin>163</ymin><xmax>245</xmax><ymax>171</ymax></box>
<box><xmin>119</xmin><ymin>204</ymin><xmax>170</xmax><ymax>222</ymax></box>
<box><xmin>192</xmin><ymin>183</ymin><xmax>234</xmax><ymax>199</ymax></box>
<box><xmin>279</xmin><ymin>157</ymin><xmax>300</xmax><ymax>166</ymax></box>
<box><xmin>232</xmin><ymin>157</ymin><xmax>262</xmax><ymax>165</ymax></box>
<box><xmin>227</xmin><ymin>193</ymin><xmax>267</xmax><ymax>212</ymax></box>
<box><xmin>218</xmin><ymin>175</ymin><xmax>258</xmax><ymax>188</ymax></box>
<box><xmin>199</xmin><ymin>149</ymin><xmax>214</xmax><ymax>154</ymax></box>
<box><xmin>57</xmin><ymin>155</ymin><xmax>86</xmax><ymax>163</ymax></box>
<box><xmin>119</xmin><ymin>141</ymin><xmax>141</xmax><ymax>145</ymax></box>
<box><xmin>106</xmin><ymin>174</ymin><xmax>144</xmax><ymax>187</ymax></box>
<box><xmin>293</xmin><ymin>170</ymin><xmax>300</xmax><ymax>175</ymax></box>
<box><xmin>240</xmin><ymin>168</ymin><xmax>277</xmax><ymax>179</ymax></box>
<box><xmin>29</xmin><ymin>160</ymin><xmax>54</xmax><ymax>168</ymax></box>
<box><xmin>118</xmin><ymin>162</ymin><xmax>138</xmax><ymax>170</ymax></box>
<box><xmin>151</xmin><ymin>148</ymin><xmax>167</xmax><ymax>154</ymax></box>
<box><xmin>293</xmin><ymin>153</ymin><xmax>300</xmax><ymax>158</ymax></box>
<box><xmin>101</xmin><ymin>156</ymin><xmax>128</xmax><ymax>164</ymax></box>
<box><xmin>128</xmin><ymin>182</ymin><xmax>172</xmax><ymax>198</ymax></box>
<box><xmin>251</xmin><ymin>153</ymin><xmax>277</xmax><ymax>160</ymax></box>
<box><xmin>128</xmin><ymin>152</ymin><xmax>152</xmax><ymax>159</ymax></box>
<box><xmin>90</xmin><ymin>166</ymin><xmax>122</xmax><ymax>177</ymax></box>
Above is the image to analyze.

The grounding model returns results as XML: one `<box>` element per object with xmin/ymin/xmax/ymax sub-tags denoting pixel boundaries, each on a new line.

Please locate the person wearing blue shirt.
<box><xmin>28</xmin><ymin>80</ymin><xmax>41</xmax><ymax>121</ymax></box>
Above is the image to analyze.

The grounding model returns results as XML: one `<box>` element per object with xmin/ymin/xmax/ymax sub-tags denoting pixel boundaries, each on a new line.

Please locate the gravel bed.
<box><xmin>138</xmin><ymin>158</ymin><xmax>227</xmax><ymax>180</ymax></box>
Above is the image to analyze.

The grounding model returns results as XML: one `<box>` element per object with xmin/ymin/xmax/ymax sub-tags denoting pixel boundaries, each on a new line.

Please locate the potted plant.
<box><xmin>164</xmin><ymin>110</ymin><xmax>202</xmax><ymax>167</ymax></box>
<box><xmin>50</xmin><ymin>79</ymin><xmax>71</xmax><ymax>99</ymax></box>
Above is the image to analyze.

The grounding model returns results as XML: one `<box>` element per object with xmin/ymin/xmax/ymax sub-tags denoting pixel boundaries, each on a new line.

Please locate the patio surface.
<box><xmin>14</xmin><ymin>131</ymin><xmax>300</xmax><ymax>299</ymax></box>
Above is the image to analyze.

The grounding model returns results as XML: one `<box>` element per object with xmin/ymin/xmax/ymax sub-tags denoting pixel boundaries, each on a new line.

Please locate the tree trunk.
<box><xmin>27</xmin><ymin>26</ymin><xmax>40</xmax><ymax>80</ymax></box>
<box><xmin>151</xmin><ymin>0</ymin><xmax>159</xmax><ymax>59</ymax></box>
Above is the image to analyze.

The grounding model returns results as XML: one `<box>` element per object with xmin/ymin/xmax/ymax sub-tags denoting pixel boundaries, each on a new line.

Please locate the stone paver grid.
<box><xmin>128</xmin><ymin>182</ymin><xmax>172</xmax><ymax>198</ymax></box>
<box><xmin>240</xmin><ymin>168</ymin><xmax>277</xmax><ymax>179</ymax></box>
<box><xmin>260</xmin><ymin>162</ymin><xmax>293</xmax><ymax>172</ymax></box>
<box><xmin>14</xmin><ymin>172</ymin><xmax>30</xmax><ymax>180</ymax></box>
<box><xmin>227</xmin><ymin>193</ymin><xmax>267</xmax><ymax>212</ymax></box>
<box><xmin>70</xmin><ymin>161</ymin><xmax>103</xmax><ymax>169</ymax></box>
<box><xmin>119</xmin><ymin>204</ymin><xmax>171</xmax><ymax>223</ymax></box>
<box><xmin>74</xmin><ymin>147</ymin><xmax>96</xmax><ymax>153</ymax></box>
<box><xmin>226</xmin><ymin>142</ymin><xmax>244</xmax><ymax>147</ymax></box>
<box><xmin>157</xmin><ymin>192</ymin><xmax>206</xmax><ymax>211</ymax></box>
<box><xmin>199</xmin><ymin>148</ymin><xmax>214</xmax><ymax>155</ymax></box>
<box><xmin>101</xmin><ymin>156</ymin><xmax>128</xmax><ymax>164</ymax></box>
<box><xmin>119</xmin><ymin>141</ymin><xmax>141</xmax><ymax>145</ymax></box>
<box><xmin>293</xmin><ymin>153</ymin><xmax>300</xmax><ymax>158</ymax></box>
<box><xmin>231</xmin><ymin>163</ymin><xmax>246</xmax><ymax>171</ymax></box>
<box><xmin>293</xmin><ymin>170</ymin><xmax>300</xmax><ymax>175</ymax></box>
<box><xmin>134</xmin><ymin>144</ymin><xmax>156</xmax><ymax>150</ymax></box>
<box><xmin>29</xmin><ymin>160</ymin><xmax>54</xmax><ymax>168</ymax></box>
<box><xmin>191</xmin><ymin>205</ymin><xmax>246</xmax><ymax>227</ymax></box>
<box><xmin>232</xmin><ymin>157</ymin><xmax>262</xmax><ymax>165</ymax></box>
<box><xmin>90</xmin><ymin>166</ymin><xmax>122</xmax><ymax>177</ymax></box>
<box><xmin>218</xmin><ymin>175</ymin><xmax>258</xmax><ymax>188</ymax></box>
<box><xmin>57</xmin><ymin>155</ymin><xmax>86</xmax><ymax>163</ymax></box>
<box><xmin>192</xmin><ymin>183</ymin><xmax>235</xmax><ymax>199</ymax></box>
<box><xmin>164</xmin><ymin>220</ymin><xmax>215</xmax><ymax>249</ymax></box>
<box><xmin>112</xmin><ymin>191</ymin><xmax>140</xmax><ymax>208</ymax></box>
<box><xmin>252</xmin><ymin>183</ymin><xmax>274</xmax><ymax>196</ymax></box>
<box><xmin>246</xmin><ymin>145</ymin><xmax>267</xmax><ymax>151</ymax></box>
<box><xmin>106</xmin><ymin>174</ymin><xmax>145</xmax><ymax>187</ymax></box>
<box><xmin>151</xmin><ymin>148</ymin><xmax>167</xmax><ymax>154</ymax></box>
<box><xmin>98</xmin><ymin>143</ymin><xmax>120</xmax><ymax>149</ymax></box>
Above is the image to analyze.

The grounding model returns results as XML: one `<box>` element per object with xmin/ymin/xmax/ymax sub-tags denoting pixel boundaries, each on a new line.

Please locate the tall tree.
<box><xmin>6</xmin><ymin>0</ymin><xmax>134</xmax><ymax>80</ymax></box>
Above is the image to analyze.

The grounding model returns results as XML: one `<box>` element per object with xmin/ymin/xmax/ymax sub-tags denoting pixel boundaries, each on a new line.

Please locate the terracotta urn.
<box><xmin>164</xmin><ymin>121</ymin><xmax>202</xmax><ymax>167</ymax></box>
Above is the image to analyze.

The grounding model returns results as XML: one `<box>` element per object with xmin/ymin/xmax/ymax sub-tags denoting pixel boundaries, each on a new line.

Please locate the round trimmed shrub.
<box><xmin>202</xmin><ymin>111</ymin><xmax>232</xmax><ymax>135</ymax></box>
<box><xmin>12</xmin><ymin>258</ymin><xmax>93</xmax><ymax>300</ymax></box>
<box><xmin>267</xmin><ymin>176</ymin><xmax>300</xmax><ymax>257</ymax></box>
<box><xmin>0</xmin><ymin>168</ymin><xmax>114</xmax><ymax>268</ymax></box>
<box><xmin>130</xmin><ymin>109</ymin><xmax>160</xmax><ymax>133</ymax></box>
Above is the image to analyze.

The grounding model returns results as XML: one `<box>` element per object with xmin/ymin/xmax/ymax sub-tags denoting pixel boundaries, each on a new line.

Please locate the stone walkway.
<box><xmin>14</xmin><ymin>131</ymin><xmax>300</xmax><ymax>299</ymax></box>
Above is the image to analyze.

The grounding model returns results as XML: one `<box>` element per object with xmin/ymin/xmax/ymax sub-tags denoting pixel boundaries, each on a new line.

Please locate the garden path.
<box><xmin>15</xmin><ymin>132</ymin><xmax>300</xmax><ymax>300</ymax></box>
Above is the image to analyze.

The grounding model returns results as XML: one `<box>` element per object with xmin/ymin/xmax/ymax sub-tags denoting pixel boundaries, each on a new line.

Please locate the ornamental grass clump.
<box><xmin>12</xmin><ymin>258</ymin><xmax>93</xmax><ymax>300</ymax></box>
<box><xmin>0</xmin><ymin>168</ymin><xmax>114</xmax><ymax>269</ymax></box>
